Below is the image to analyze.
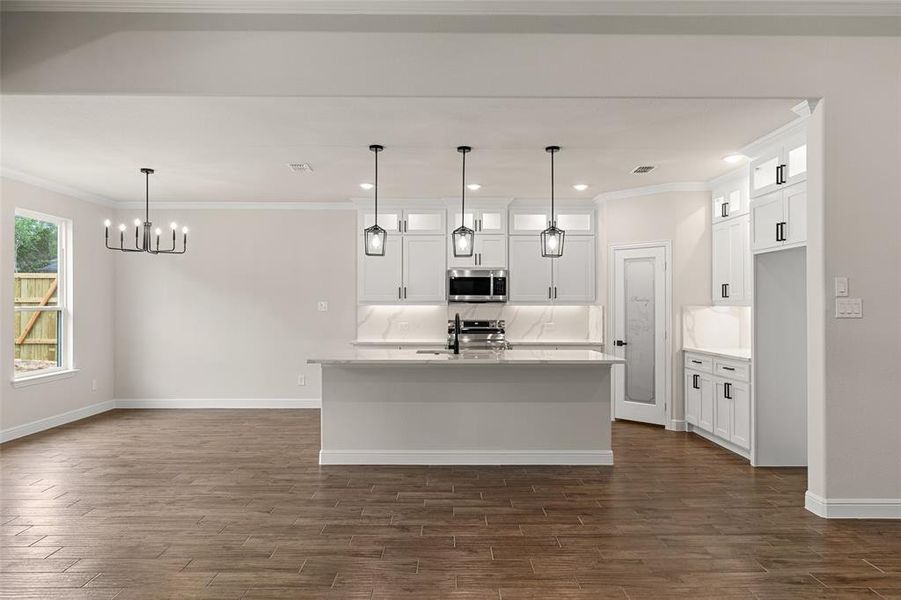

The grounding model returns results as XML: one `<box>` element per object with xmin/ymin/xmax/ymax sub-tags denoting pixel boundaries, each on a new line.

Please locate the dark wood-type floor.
<box><xmin>2</xmin><ymin>410</ymin><xmax>900</xmax><ymax>599</ymax></box>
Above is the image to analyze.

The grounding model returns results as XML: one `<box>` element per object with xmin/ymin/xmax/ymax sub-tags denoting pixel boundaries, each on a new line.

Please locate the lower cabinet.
<box><xmin>684</xmin><ymin>351</ymin><xmax>751</xmax><ymax>457</ymax></box>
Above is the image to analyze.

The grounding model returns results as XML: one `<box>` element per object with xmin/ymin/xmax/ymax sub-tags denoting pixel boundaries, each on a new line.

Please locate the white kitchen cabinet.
<box><xmin>509</xmin><ymin>207</ymin><xmax>595</xmax><ymax>235</ymax></box>
<box><xmin>714</xmin><ymin>380</ymin><xmax>733</xmax><ymax>440</ymax></box>
<box><xmin>750</xmin><ymin>126</ymin><xmax>807</xmax><ymax>199</ymax></box>
<box><xmin>358</xmin><ymin>236</ymin><xmax>403</xmax><ymax>302</ymax></box>
<box><xmin>712</xmin><ymin>176</ymin><xmax>749</xmax><ymax>223</ymax></box>
<box><xmin>360</xmin><ymin>210</ymin><xmax>401</xmax><ymax>233</ymax></box>
<box><xmin>447</xmin><ymin>234</ymin><xmax>507</xmax><ymax>269</ymax></box>
<box><xmin>729</xmin><ymin>381</ymin><xmax>751</xmax><ymax>450</ymax></box>
<box><xmin>712</xmin><ymin>215</ymin><xmax>751</xmax><ymax>305</ymax></box>
<box><xmin>402</xmin><ymin>236</ymin><xmax>446</xmax><ymax>302</ymax></box>
<box><xmin>508</xmin><ymin>235</ymin><xmax>595</xmax><ymax>303</ymax></box>
<box><xmin>552</xmin><ymin>236</ymin><xmax>596</xmax><ymax>303</ymax></box>
<box><xmin>508</xmin><ymin>236</ymin><xmax>553</xmax><ymax>302</ymax></box>
<box><xmin>449</xmin><ymin>207</ymin><xmax>507</xmax><ymax>235</ymax></box>
<box><xmin>683</xmin><ymin>350</ymin><xmax>751</xmax><ymax>457</ymax></box>
<box><xmin>402</xmin><ymin>209</ymin><xmax>446</xmax><ymax>235</ymax></box>
<box><xmin>751</xmin><ymin>182</ymin><xmax>806</xmax><ymax>254</ymax></box>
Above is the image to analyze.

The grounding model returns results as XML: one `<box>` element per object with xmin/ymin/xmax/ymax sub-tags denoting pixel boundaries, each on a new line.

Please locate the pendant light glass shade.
<box><xmin>363</xmin><ymin>144</ymin><xmax>387</xmax><ymax>257</ymax></box>
<box><xmin>541</xmin><ymin>146</ymin><xmax>566</xmax><ymax>258</ymax></box>
<box><xmin>452</xmin><ymin>145</ymin><xmax>475</xmax><ymax>258</ymax></box>
<box><xmin>364</xmin><ymin>224</ymin><xmax>387</xmax><ymax>256</ymax></box>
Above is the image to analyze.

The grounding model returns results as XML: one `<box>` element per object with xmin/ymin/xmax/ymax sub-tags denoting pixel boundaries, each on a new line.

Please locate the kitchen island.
<box><xmin>308</xmin><ymin>349</ymin><xmax>623</xmax><ymax>466</ymax></box>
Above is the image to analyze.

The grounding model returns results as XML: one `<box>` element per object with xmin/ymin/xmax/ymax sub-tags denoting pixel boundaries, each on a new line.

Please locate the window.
<box><xmin>14</xmin><ymin>209</ymin><xmax>71</xmax><ymax>380</ymax></box>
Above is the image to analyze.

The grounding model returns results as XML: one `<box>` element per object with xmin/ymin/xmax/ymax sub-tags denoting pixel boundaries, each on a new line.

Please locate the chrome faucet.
<box><xmin>453</xmin><ymin>313</ymin><xmax>461</xmax><ymax>355</ymax></box>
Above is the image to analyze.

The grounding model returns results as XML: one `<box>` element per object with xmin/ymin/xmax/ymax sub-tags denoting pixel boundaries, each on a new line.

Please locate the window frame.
<box><xmin>13</xmin><ymin>208</ymin><xmax>74</xmax><ymax>382</ymax></box>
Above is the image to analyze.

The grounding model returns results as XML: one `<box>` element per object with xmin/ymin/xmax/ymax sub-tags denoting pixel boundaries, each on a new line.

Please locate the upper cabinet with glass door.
<box><xmin>508</xmin><ymin>206</ymin><xmax>595</xmax><ymax>235</ymax></box>
<box><xmin>712</xmin><ymin>173</ymin><xmax>749</xmax><ymax>224</ymax></box>
<box><xmin>360</xmin><ymin>207</ymin><xmax>445</xmax><ymax>235</ymax></box>
<box><xmin>749</xmin><ymin>123</ymin><xmax>807</xmax><ymax>199</ymax></box>
<box><xmin>447</xmin><ymin>206</ymin><xmax>507</xmax><ymax>236</ymax></box>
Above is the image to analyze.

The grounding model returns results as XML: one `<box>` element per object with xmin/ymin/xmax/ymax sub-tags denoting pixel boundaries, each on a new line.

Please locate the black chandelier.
<box><xmin>540</xmin><ymin>146</ymin><xmax>565</xmax><ymax>258</ymax></box>
<box><xmin>452</xmin><ymin>146</ymin><xmax>475</xmax><ymax>257</ymax></box>
<box><xmin>104</xmin><ymin>168</ymin><xmax>188</xmax><ymax>254</ymax></box>
<box><xmin>363</xmin><ymin>145</ymin><xmax>387</xmax><ymax>256</ymax></box>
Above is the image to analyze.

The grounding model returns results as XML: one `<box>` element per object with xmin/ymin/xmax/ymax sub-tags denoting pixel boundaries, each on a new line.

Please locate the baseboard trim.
<box><xmin>319</xmin><ymin>449</ymin><xmax>614</xmax><ymax>466</ymax></box>
<box><xmin>114</xmin><ymin>398</ymin><xmax>321</xmax><ymax>409</ymax></box>
<box><xmin>667</xmin><ymin>419</ymin><xmax>687</xmax><ymax>432</ymax></box>
<box><xmin>805</xmin><ymin>491</ymin><xmax>901</xmax><ymax>519</ymax></box>
<box><xmin>0</xmin><ymin>400</ymin><xmax>116</xmax><ymax>443</ymax></box>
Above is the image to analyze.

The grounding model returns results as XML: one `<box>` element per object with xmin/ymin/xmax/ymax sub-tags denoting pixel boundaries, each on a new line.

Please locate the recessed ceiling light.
<box><xmin>572</xmin><ymin>184</ymin><xmax>589</xmax><ymax>192</ymax></box>
<box><xmin>467</xmin><ymin>183</ymin><xmax>481</xmax><ymax>191</ymax></box>
<box><xmin>359</xmin><ymin>182</ymin><xmax>374</xmax><ymax>190</ymax></box>
<box><xmin>723</xmin><ymin>154</ymin><xmax>747</xmax><ymax>164</ymax></box>
<box><xmin>287</xmin><ymin>163</ymin><xmax>314</xmax><ymax>172</ymax></box>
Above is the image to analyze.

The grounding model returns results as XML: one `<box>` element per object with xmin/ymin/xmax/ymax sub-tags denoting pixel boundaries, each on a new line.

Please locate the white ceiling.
<box><xmin>1</xmin><ymin>96</ymin><xmax>801</xmax><ymax>204</ymax></box>
<box><xmin>3</xmin><ymin>0</ymin><xmax>898</xmax><ymax>16</ymax></box>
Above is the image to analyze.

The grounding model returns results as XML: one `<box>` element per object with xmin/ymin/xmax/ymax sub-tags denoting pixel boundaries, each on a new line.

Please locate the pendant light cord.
<box><xmin>374</xmin><ymin>148</ymin><xmax>379</xmax><ymax>226</ymax></box>
<box><xmin>145</xmin><ymin>170</ymin><xmax>150</xmax><ymax>225</ymax></box>
<box><xmin>550</xmin><ymin>148</ymin><xmax>555</xmax><ymax>224</ymax></box>
<box><xmin>461</xmin><ymin>149</ymin><xmax>466</xmax><ymax>226</ymax></box>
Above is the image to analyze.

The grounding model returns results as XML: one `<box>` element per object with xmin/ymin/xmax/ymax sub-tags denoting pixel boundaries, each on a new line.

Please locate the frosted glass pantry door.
<box><xmin>611</xmin><ymin>245</ymin><xmax>667</xmax><ymax>425</ymax></box>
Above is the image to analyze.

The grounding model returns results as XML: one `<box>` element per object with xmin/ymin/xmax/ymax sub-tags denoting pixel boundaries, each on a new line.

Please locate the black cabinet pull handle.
<box><xmin>724</xmin><ymin>382</ymin><xmax>732</xmax><ymax>399</ymax></box>
<box><xmin>691</xmin><ymin>360</ymin><xmax>702</xmax><ymax>365</ymax></box>
<box><xmin>693</xmin><ymin>374</ymin><xmax>700</xmax><ymax>389</ymax></box>
<box><xmin>721</xmin><ymin>283</ymin><xmax>729</xmax><ymax>298</ymax></box>
<box><xmin>721</xmin><ymin>203</ymin><xmax>728</xmax><ymax>218</ymax></box>
<box><xmin>722</xmin><ymin>366</ymin><xmax>735</xmax><ymax>371</ymax></box>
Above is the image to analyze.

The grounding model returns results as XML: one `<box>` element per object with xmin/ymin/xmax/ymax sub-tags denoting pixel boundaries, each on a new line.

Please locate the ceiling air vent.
<box><xmin>287</xmin><ymin>163</ymin><xmax>314</xmax><ymax>172</ymax></box>
<box><xmin>631</xmin><ymin>165</ymin><xmax>656</xmax><ymax>174</ymax></box>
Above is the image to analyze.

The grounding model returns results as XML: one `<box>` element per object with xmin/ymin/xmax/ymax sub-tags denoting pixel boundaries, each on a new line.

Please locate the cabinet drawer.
<box><xmin>684</xmin><ymin>353</ymin><xmax>713</xmax><ymax>374</ymax></box>
<box><xmin>714</xmin><ymin>359</ymin><xmax>749</xmax><ymax>382</ymax></box>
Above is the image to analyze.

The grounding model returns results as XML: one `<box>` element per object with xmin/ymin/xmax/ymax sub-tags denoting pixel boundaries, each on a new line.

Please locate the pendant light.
<box><xmin>540</xmin><ymin>146</ymin><xmax>565</xmax><ymax>258</ymax></box>
<box><xmin>363</xmin><ymin>144</ymin><xmax>387</xmax><ymax>256</ymax></box>
<box><xmin>452</xmin><ymin>146</ymin><xmax>475</xmax><ymax>258</ymax></box>
<box><xmin>104</xmin><ymin>168</ymin><xmax>188</xmax><ymax>255</ymax></box>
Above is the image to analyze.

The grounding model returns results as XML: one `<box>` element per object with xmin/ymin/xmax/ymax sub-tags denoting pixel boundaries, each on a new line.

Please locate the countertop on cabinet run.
<box><xmin>351</xmin><ymin>339</ymin><xmax>604</xmax><ymax>348</ymax></box>
<box><xmin>683</xmin><ymin>346</ymin><xmax>752</xmax><ymax>361</ymax></box>
<box><xmin>309</xmin><ymin>348</ymin><xmax>623</xmax><ymax>366</ymax></box>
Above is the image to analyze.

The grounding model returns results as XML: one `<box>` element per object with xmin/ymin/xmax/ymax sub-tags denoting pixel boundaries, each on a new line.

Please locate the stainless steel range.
<box><xmin>446</xmin><ymin>318</ymin><xmax>509</xmax><ymax>351</ymax></box>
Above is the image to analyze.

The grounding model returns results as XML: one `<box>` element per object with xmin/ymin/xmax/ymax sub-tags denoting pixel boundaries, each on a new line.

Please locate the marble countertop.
<box><xmin>683</xmin><ymin>346</ymin><xmax>752</xmax><ymax>360</ymax></box>
<box><xmin>352</xmin><ymin>339</ymin><xmax>604</xmax><ymax>347</ymax></box>
<box><xmin>309</xmin><ymin>348</ymin><xmax>624</xmax><ymax>365</ymax></box>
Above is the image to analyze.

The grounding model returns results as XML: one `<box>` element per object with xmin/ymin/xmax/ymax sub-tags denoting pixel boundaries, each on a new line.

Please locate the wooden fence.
<box><xmin>14</xmin><ymin>273</ymin><xmax>59</xmax><ymax>364</ymax></box>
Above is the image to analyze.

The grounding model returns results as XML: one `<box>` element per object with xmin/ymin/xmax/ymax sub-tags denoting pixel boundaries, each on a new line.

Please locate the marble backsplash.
<box><xmin>357</xmin><ymin>304</ymin><xmax>604</xmax><ymax>342</ymax></box>
<box><xmin>682</xmin><ymin>305</ymin><xmax>752</xmax><ymax>350</ymax></box>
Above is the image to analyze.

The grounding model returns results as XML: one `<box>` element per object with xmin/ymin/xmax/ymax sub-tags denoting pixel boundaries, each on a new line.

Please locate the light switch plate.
<box><xmin>317</xmin><ymin>301</ymin><xmax>328</xmax><ymax>312</ymax></box>
<box><xmin>297</xmin><ymin>375</ymin><xmax>306</xmax><ymax>386</ymax></box>
<box><xmin>835</xmin><ymin>298</ymin><xmax>862</xmax><ymax>318</ymax></box>
<box><xmin>834</xmin><ymin>277</ymin><xmax>849</xmax><ymax>297</ymax></box>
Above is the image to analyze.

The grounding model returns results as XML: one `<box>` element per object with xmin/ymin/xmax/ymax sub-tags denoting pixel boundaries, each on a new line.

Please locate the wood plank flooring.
<box><xmin>1</xmin><ymin>409</ymin><xmax>900</xmax><ymax>599</ymax></box>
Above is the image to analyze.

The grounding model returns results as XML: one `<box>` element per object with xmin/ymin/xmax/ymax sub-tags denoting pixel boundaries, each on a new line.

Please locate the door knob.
<box><xmin>614</xmin><ymin>340</ymin><xmax>628</xmax><ymax>347</ymax></box>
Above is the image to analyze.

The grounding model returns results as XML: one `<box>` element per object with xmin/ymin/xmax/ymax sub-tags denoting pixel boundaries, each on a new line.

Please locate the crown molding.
<box><xmin>3</xmin><ymin>1</ymin><xmax>900</xmax><ymax>16</ymax></box>
<box><xmin>116</xmin><ymin>201</ymin><xmax>355</xmax><ymax>210</ymax></box>
<box><xmin>707</xmin><ymin>165</ymin><xmax>749</xmax><ymax>189</ymax></box>
<box><xmin>1</xmin><ymin>167</ymin><xmax>119</xmax><ymax>208</ymax></box>
<box><xmin>593</xmin><ymin>181</ymin><xmax>709</xmax><ymax>203</ymax></box>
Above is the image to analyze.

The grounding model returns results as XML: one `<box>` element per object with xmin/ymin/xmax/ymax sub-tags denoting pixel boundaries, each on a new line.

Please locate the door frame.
<box><xmin>607</xmin><ymin>240</ymin><xmax>674</xmax><ymax>430</ymax></box>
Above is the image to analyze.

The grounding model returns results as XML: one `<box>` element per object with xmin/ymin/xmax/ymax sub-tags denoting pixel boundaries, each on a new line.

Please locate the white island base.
<box><xmin>309</xmin><ymin>349</ymin><xmax>621</xmax><ymax>466</ymax></box>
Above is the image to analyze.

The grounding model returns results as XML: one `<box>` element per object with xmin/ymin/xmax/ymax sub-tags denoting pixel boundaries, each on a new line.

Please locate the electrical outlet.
<box><xmin>834</xmin><ymin>277</ymin><xmax>849</xmax><ymax>297</ymax></box>
<box><xmin>835</xmin><ymin>298</ymin><xmax>862</xmax><ymax>318</ymax></box>
<box><xmin>297</xmin><ymin>375</ymin><xmax>306</xmax><ymax>386</ymax></box>
<box><xmin>91</xmin><ymin>379</ymin><xmax>98</xmax><ymax>391</ymax></box>
<box><xmin>317</xmin><ymin>301</ymin><xmax>328</xmax><ymax>312</ymax></box>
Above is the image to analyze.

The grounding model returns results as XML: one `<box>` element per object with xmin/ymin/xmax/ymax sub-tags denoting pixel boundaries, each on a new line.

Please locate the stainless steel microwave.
<box><xmin>447</xmin><ymin>269</ymin><xmax>508</xmax><ymax>303</ymax></box>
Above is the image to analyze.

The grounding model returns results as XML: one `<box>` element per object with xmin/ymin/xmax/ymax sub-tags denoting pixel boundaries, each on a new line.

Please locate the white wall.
<box><xmin>2</xmin><ymin>16</ymin><xmax>900</xmax><ymax>506</ymax></box>
<box><xmin>112</xmin><ymin>209</ymin><xmax>356</xmax><ymax>400</ymax></box>
<box><xmin>0</xmin><ymin>177</ymin><xmax>116</xmax><ymax>432</ymax></box>
<box><xmin>599</xmin><ymin>190</ymin><xmax>712</xmax><ymax>421</ymax></box>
